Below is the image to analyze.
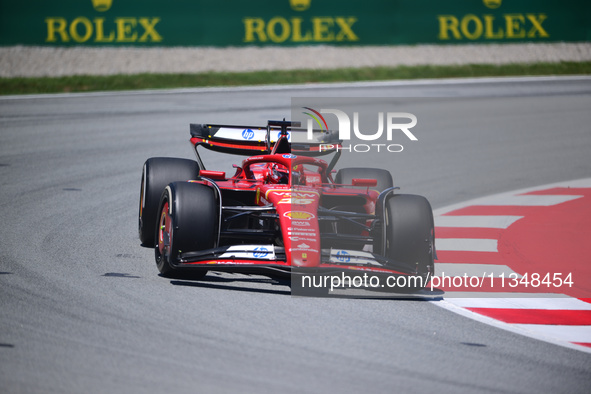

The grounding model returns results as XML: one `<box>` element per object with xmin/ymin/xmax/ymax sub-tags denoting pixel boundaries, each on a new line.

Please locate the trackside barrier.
<box><xmin>0</xmin><ymin>0</ymin><xmax>589</xmax><ymax>47</ymax></box>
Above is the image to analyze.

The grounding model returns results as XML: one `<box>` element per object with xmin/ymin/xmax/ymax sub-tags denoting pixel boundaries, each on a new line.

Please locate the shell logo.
<box><xmin>284</xmin><ymin>211</ymin><xmax>315</xmax><ymax>220</ymax></box>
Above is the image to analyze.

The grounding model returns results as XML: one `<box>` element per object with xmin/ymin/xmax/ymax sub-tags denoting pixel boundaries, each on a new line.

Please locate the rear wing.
<box><xmin>190</xmin><ymin>121</ymin><xmax>342</xmax><ymax>156</ymax></box>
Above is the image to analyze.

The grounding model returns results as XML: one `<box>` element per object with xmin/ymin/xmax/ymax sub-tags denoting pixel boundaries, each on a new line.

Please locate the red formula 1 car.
<box><xmin>139</xmin><ymin>120</ymin><xmax>435</xmax><ymax>292</ymax></box>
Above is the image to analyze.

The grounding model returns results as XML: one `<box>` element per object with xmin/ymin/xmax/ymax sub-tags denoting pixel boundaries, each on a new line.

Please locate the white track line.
<box><xmin>445</xmin><ymin>296</ymin><xmax>591</xmax><ymax>310</ymax></box>
<box><xmin>473</xmin><ymin>194</ymin><xmax>582</xmax><ymax>206</ymax></box>
<box><xmin>513</xmin><ymin>325</ymin><xmax>591</xmax><ymax>343</ymax></box>
<box><xmin>435</xmin><ymin>215</ymin><xmax>522</xmax><ymax>228</ymax></box>
<box><xmin>436</xmin><ymin>238</ymin><xmax>498</xmax><ymax>252</ymax></box>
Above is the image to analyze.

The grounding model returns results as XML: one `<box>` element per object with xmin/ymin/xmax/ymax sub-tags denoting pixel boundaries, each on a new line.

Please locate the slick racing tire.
<box><xmin>384</xmin><ymin>194</ymin><xmax>435</xmax><ymax>290</ymax></box>
<box><xmin>139</xmin><ymin>157</ymin><xmax>201</xmax><ymax>246</ymax></box>
<box><xmin>334</xmin><ymin>167</ymin><xmax>393</xmax><ymax>193</ymax></box>
<box><xmin>155</xmin><ymin>182</ymin><xmax>218</xmax><ymax>278</ymax></box>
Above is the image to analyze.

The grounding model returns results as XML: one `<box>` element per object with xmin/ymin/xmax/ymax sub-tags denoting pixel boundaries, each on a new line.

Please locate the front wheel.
<box><xmin>384</xmin><ymin>194</ymin><xmax>435</xmax><ymax>289</ymax></box>
<box><xmin>155</xmin><ymin>182</ymin><xmax>219</xmax><ymax>278</ymax></box>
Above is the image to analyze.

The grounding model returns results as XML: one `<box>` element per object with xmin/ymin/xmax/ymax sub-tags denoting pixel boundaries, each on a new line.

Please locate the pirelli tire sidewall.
<box><xmin>384</xmin><ymin>194</ymin><xmax>435</xmax><ymax>285</ymax></box>
<box><xmin>138</xmin><ymin>157</ymin><xmax>201</xmax><ymax>246</ymax></box>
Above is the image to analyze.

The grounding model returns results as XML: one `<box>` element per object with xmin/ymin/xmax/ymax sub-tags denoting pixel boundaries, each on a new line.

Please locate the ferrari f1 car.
<box><xmin>139</xmin><ymin>120</ymin><xmax>435</xmax><ymax>292</ymax></box>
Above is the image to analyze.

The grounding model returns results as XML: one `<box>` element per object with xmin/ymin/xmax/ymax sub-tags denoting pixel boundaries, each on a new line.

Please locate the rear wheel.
<box><xmin>334</xmin><ymin>167</ymin><xmax>393</xmax><ymax>193</ymax></box>
<box><xmin>384</xmin><ymin>194</ymin><xmax>435</xmax><ymax>289</ymax></box>
<box><xmin>139</xmin><ymin>157</ymin><xmax>201</xmax><ymax>246</ymax></box>
<box><xmin>155</xmin><ymin>182</ymin><xmax>218</xmax><ymax>278</ymax></box>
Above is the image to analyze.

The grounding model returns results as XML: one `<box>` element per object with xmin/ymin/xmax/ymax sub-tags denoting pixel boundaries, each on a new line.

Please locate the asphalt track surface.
<box><xmin>1</xmin><ymin>77</ymin><xmax>590</xmax><ymax>393</ymax></box>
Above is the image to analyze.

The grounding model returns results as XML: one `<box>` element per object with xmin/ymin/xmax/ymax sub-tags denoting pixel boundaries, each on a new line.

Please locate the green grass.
<box><xmin>1</xmin><ymin>61</ymin><xmax>590</xmax><ymax>95</ymax></box>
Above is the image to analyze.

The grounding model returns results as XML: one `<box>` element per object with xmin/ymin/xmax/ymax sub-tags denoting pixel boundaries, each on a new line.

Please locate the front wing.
<box><xmin>173</xmin><ymin>244</ymin><xmax>426</xmax><ymax>282</ymax></box>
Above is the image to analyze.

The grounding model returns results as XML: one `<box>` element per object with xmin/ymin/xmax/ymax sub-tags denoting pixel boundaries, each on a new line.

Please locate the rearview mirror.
<box><xmin>352</xmin><ymin>178</ymin><xmax>378</xmax><ymax>187</ymax></box>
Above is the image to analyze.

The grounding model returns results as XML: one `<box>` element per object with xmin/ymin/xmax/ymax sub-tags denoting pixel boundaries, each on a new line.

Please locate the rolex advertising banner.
<box><xmin>0</xmin><ymin>0</ymin><xmax>589</xmax><ymax>47</ymax></box>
